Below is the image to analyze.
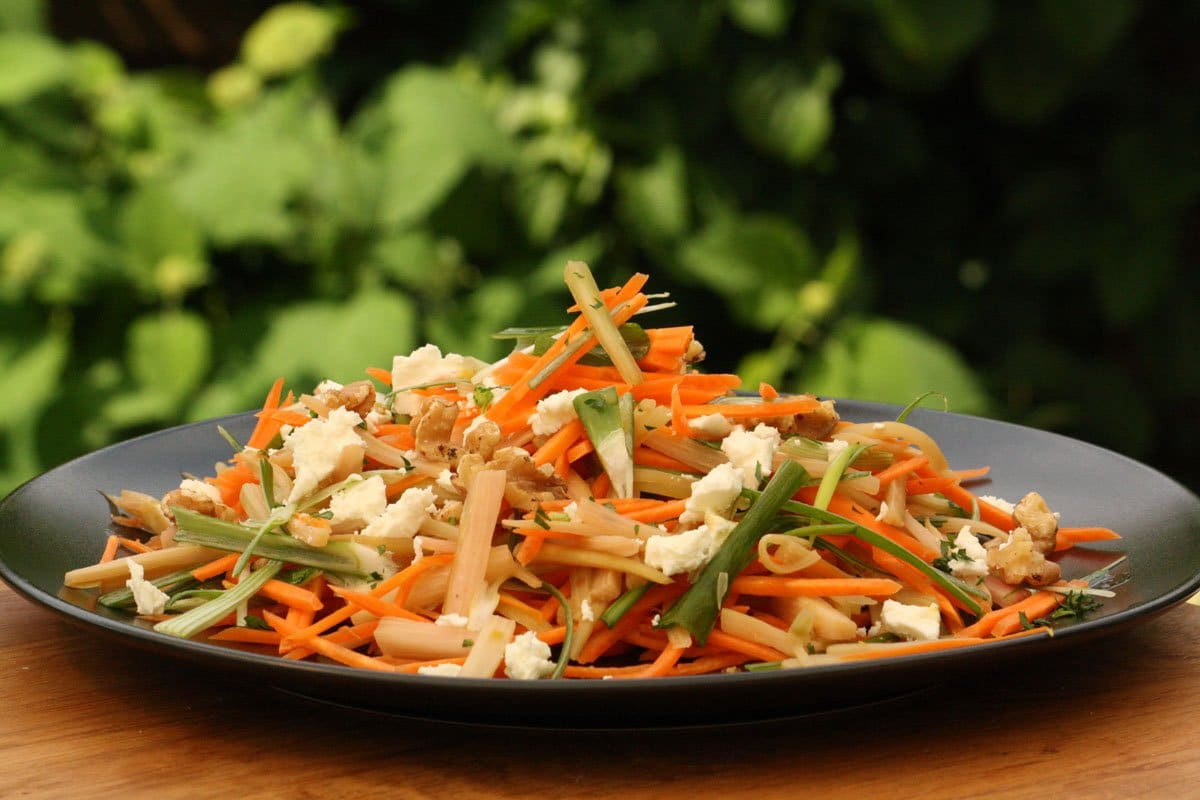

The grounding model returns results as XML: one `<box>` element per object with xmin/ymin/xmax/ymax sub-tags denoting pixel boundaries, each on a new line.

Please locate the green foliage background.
<box><xmin>1</xmin><ymin>0</ymin><xmax>1197</xmax><ymax>496</ymax></box>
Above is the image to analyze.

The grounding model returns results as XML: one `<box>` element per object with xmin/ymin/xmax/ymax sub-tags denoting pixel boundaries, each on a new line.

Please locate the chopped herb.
<box><xmin>462</xmin><ymin>639</ymin><xmax>475</xmax><ymax>648</ymax></box>
<box><xmin>369</xmin><ymin>571</ymin><xmax>384</xmax><ymax>582</ymax></box>
<box><xmin>533</xmin><ymin>506</ymin><xmax>551</xmax><ymax>530</ymax></box>
<box><xmin>280</xmin><ymin>567</ymin><xmax>320</xmax><ymax>586</ymax></box>
<box><xmin>243</xmin><ymin>615</ymin><xmax>272</xmax><ymax>631</ymax></box>
<box><xmin>473</xmin><ymin>384</ymin><xmax>495</xmax><ymax>411</ymax></box>
<box><xmin>377</xmin><ymin>544</ymin><xmax>387</xmax><ymax>555</ymax></box>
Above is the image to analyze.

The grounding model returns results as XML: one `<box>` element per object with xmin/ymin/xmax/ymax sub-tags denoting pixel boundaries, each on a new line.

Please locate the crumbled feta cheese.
<box><xmin>875</xmin><ymin>501</ymin><xmax>891</xmax><ymax>522</ymax></box>
<box><xmin>980</xmin><ymin>495</ymin><xmax>1016</xmax><ymax>515</ymax></box>
<box><xmin>563</xmin><ymin>501</ymin><xmax>579</xmax><ymax>522</ymax></box>
<box><xmin>417</xmin><ymin>663</ymin><xmax>462</xmax><ymax>677</ymax></box>
<box><xmin>644</xmin><ymin>515</ymin><xmax>736</xmax><ymax>576</ymax></box>
<box><xmin>688</xmin><ymin>413</ymin><xmax>733</xmax><ymax>438</ymax></box>
<box><xmin>879</xmin><ymin>599</ymin><xmax>941</xmax><ymax>641</ymax></box>
<box><xmin>284</xmin><ymin>407</ymin><xmax>365</xmax><ymax>503</ymax></box>
<box><xmin>527</xmin><ymin>388</ymin><xmax>588</xmax><ymax>436</ymax></box>
<box><xmin>720</xmin><ymin>424</ymin><xmax>781</xmax><ymax>488</ymax></box>
<box><xmin>361</xmin><ymin>486</ymin><xmax>436</xmax><ymax>539</ymax></box>
<box><xmin>314</xmin><ymin>379</ymin><xmax>343</xmax><ymax>394</ymax></box>
<box><xmin>826</xmin><ymin>438</ymin><xmax>850</xmax><ymax>458</ymax></box>
<box><xmin>329</xmin><ymin>475</ymin><xmax>387</xmax><ymax>530</ymax></box>
<box><xmin>126</xmin><ymin>560</ymin><xmax>169</xmax><ymax>616</ymax></box>
<box><xmin>680</xmin><ymin>462</ymin><xmax>744</xmax><ymax>525</ymax></box>
<box><xmin>435</xmin><ymin>613</ymin><xmax>470</xmax><ymax>628</ymax></box>
<box><xmin>947</xmin><ymin>527</ymin><xmax>989</xmax><ymax>580</ymax></box>
<box><xmin>436</xmin><ymin>469</ymin><xmax>457</xmax><ymax>494</ymax></box>
<box><xmin>651</xmin><ymin>613</ymin><xmax>661</xmax><ymax>627</ymax></box>
<box><xmin>364</xmin><ymin>407</ymin><xmax>393</xmax><ymax>432</ymax></box>
<box><xmin>178</xmin><ymin>478</ymin><xmax>223</xmax><ymax>505</ymax></box>
<box><xmin>411</xmin><ymin>536</ymin><xmax>426</xmax><ymax>564</ymax></box>
<box><xmin>390</xmin><ymin>344</ymin><xmax>483</xmax><ymax>415</ymax></box>
<box><xmin>504</xmin><ymin>631</ymin><xmax>556</xmax><ymax>680</ymax></box>
<box><xmin>872</xmin><ymin>422</ymin><xmax>887</xmax><ymax>431</ymax></box>
<box><xmin>580</xmin><ymin>599</ymin><xmax>595</xmax><ymax>622</ymax></box>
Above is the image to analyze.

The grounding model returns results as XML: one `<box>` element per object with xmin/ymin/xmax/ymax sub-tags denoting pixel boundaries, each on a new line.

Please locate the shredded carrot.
<box><xmin>191</xmin><ymin>553</ymin><xmax>239</xmax><ymax>582</ymax></box>
<box><xmin>758</xmin><ymin>382</ymin><xmax>779</xmax><ymax>401</ymax></box>
<box><xmin>245</xmin><ymin>378</ymin><xmax>286</xmax><ymax>450</ymax></box>
<box><xmin>99</xmin><ymin>535</ymin><xmax>120</xmax><ymax>564</ymax></box>
<box><xmin>873</xmin><ymin>455</ymin><xmax>929</xmax><ymax>486</ymax></box>
<box><xmin>365</xmin><ymin>366</ymin><xmax>392</xmax><ymax>386</ymax></box>
<box><xmin>532</xmin><ymin>419</ymin><xmax>586</xmax><ymax>467</ymax></box>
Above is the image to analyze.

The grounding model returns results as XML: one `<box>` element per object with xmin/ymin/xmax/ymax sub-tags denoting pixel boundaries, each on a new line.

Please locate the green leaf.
<box><xmin>615</xmin><ymin>147</ymin><xmax>690</xmax><ymax>243</ymax></box>
<box><xmin>171</xmin><ymin>89</ymin><xmax>315</xmax><ymax>246</ymax></box>
<box><xmin>678</xmin><ymin>213</ymin><xmax>816</xmax><ymax>299</ymax></box>
<box><xmin>0</xmin><ymin>187</ymin><xmax>108</xmax><ymax>303</ymax></box>
<box><xmin>730</xmin><ymin>60</ymin><xmax>839</xmax><ymax>165</ymax></box>
<box><xmin>118</xmin><ymin>182</ymin><xmax>207</xmax><ymax>299</ymax></box>
<box><xmin>0</xmin><ymin>0</ymin><xmax>47</xmax><ymax>33</ymax></box>
<box><xmin>0</xmin><ymin>327</ymin><xmax>67</xmax><ymax>426</ymax></box>
<box><xmin>799</xmin><ymin>317</ymin><xmax>991</xmax><ymax>416</ymax></box>
<box><xmin>872</xmin><ymin>0</ymin><xmax>992</xmax><ymax>64</ymax></box>
<box><xmin>512</xmin><ymin>169</ymin><xmax>571</xmax><ymax>245</ymax></box>
<box><xmin>241</xmin><ymin>2</ymin><xmax>342</xmax><ymax>78</ymax></box>
<box><xmin>0</xmin><ymin>32</ymin><xmax>67</xmax><ymax>104</ymax></box>
<box><xmin>375</xmin><ymin>67</ymin><xmax>516</xmax><ymax>227</ymax></box>
<box><xmin>126</xmin><ymin>310</ymin><xmax>212</xmax><ymax>404</ymax></box>
<box><xmin>727</xmin><ymin>0</ymin><xmax>792</xmax><ymax>38</ymax></box>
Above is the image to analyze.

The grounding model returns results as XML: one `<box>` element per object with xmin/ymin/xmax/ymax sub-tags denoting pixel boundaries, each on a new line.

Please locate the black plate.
<box><xmin>2</xmin><ymin>401</ymin><xmax>1199</xmax><ymax>728</ymax></box>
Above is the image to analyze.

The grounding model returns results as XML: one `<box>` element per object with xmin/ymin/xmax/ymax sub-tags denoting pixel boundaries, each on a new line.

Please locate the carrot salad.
<box><xmin>64</xmin><ymin>263</ymin><xmax>1123</xmax><ymax>679</ymax></box>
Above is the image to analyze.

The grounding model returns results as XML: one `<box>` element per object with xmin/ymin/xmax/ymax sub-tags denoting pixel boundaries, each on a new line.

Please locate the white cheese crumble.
<box><xmin>329</xmin><ymin>475</ymin><xmax>387</xmax><ymax>530</ymax></box>
<box><xmin>284</xmin><ymin>407</ymin><xmax>364</xmax><ymax>503</ymax></box>
<box><xmin>644</xmin><ymin>514</ymin><xmax>736</xmax><ymax>576</ymax></box>
<box><xmin>390</xmin><ymin>344</ymin><xmax>483</xmax><ymax>415</ymax></box>
<box><xmin>527</xmin><ymin>388</ymin><xmax>588</xmax><ymax>437</ymax></box>
<box><xmin>875</xmin><ymin>501</ymin><xmax>891</xmax><ymax>522</ymax></box>
<box><xmin>436</xmin><ymin>469</ymin><xmax>457</xmax><ymax>494</ymax></box>
<box><xmin>980</xmin><ymin>494</ymin><xmax>1016</xmax><ymax>515</ymax></box>
<box><xmin>680</xmin><ymin>461</ymin><xmax>744</xmax><ymax>525</ymax></box>
<box><xmin>879</xmin><ymin>599</ymin><xmax>941</xmax><ymax>641</ymax></box>
<box><xmin>580</xmin><ymin>599</ymin><xmax>595</xmax><ymax>622</ymax></box>
<box><xmin>361</xmin><ymin>486</ymin><xmax>436</xmax><ymax>539</ymax></box>
<box><xmin>720</xmin><ymin>424</ymin><xmax>781</xmax><ymax>489</ymax></box>
<box><xmin>417</xmin><ymin>663</ymin><xmax>462</xmax><ymax>677</ymax></box>
<box><xmin>688</xmin><ymin>413</ymin><xmax>733</xmax><ymax>438</ymax></box>
<box><xmin>434</xmin><ymin>613</ymin><xmax>470</xmax><ymax>628</ymax></box>
<box><xmin>126</xmin><ymin>560</ymin><xmax>170</xmax><ymax>616</ymax></box>
<box><xmin>503</xmin><ymin>631</ymin><xmax>556</xmax><ymax>680</ymax></box>
<box><xmin>825</xmin><ymin>438</ymin><xmax>850</xmax><ymax>459</ymax></box>
<box><xmin>947</xmin><ymin>527</ymin><xmax>989</xmax><ymax>580</ymax></box>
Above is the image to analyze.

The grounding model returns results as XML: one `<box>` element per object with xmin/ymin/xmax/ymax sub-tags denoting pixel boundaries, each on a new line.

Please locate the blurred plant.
<box><xmin>0</xmin><ymin>0</ymin><xmax>1196</xmax><ymax>495</ymax></box>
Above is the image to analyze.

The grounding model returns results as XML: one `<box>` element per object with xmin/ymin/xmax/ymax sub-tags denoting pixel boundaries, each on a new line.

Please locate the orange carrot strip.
<box><xmin>515</xmin><ymin>532</ymin><xmax>546</xmax><ymax>566</ymax></box>
<box><xmin>705</xmin><ymin>629</ymin><xmax>790</xmax><ymax>663</ymax></box>
<box><xmin>951</xmin><ymin>466</ymin><xmax>991</xmax><ymax>481</ymax></box>
<box><xmin>632</xmin><ymin>448</ymin><xmax>700</xmax><ymax>473</ymax></box>
<box><xmin>258</xmin><ymin>580</ymin><xmax>324</xmax><ymax>612</ymax></box>
<box><xmin>99</xmin><ymin>535</ymin><xmax>120</xmax><ymax>563</ymax></box>
<box><xmin>905</xmin><ymin>475</ymin><xmax>959</xmax><ymax>495</ymax></box>
<box><xmin>934</xmin><ymin>479</ymin><xmax>1016</xmax><ymax>532</ymax></box>
<box><xmin>617</xmin><ymin>644</ymin><xmax>685</xmax><ymax>679</ymax></box>
<box><xmin>670</xmin><ymin>384</ymin><xmax>690</xmax><ymax>437</ymax></box>
<box><xmin>990</xmin><ymin>593</ymin><xmax>1066</xmax><ymax>637</ymax></box>
<box><xmin>536</xmin><ymin>625</ymin><xmax>567</xmax><ymax>646</ymax></box>
<box><xmin>624</xmin><ymin>498</ymin><xmax>688</xmax><ymax>524</ymax></box>
<box><xmin>208</xmin><ymin>628</ymin><xmax>282</xmax><ymax>645</ymax></box>
<box><xmin>1055</xmin><ymin>526</ymin><xmax>1122</xmax><ymax>550</ymax></box>
<box><xmin>566</xmin><ymin>438</ymin><xmax>595</xmax><ymax>463</ymax></box>
<box><xmin>591</xmin><ymin>471</ymin><xmax>611</xmax><ymax>500</ymax></box>
<box><xmin>191</xmin><ymin>553</ymin><xmax>240</xmax><ymax>582</ymax></box>
<box><xmin>728</xmin><ymin>576</ymin><xmax>903</xmax><ymax>598</ymax></box>
<box><xmin>826</xmin><ymin>495</ymin><xmax>939</xmax><ymax>562</ymax></box>
<box><xmin>532</xmin><ymin>419</ymin><xmax>586</xmax><ymax>467</ymax></box>
<box><xmin>873</xmin><ymin>455</ymin><xmax>929</xmax><ymax>486</ymax></box>
<box><xmin>263</xmin><ymin>610</ymin><xmax>394</xmax><ymax>672</ymax></box>
<box><xmin>115</xmin><ymin>536</ymin><xmax>152</xmax><ymax>554</ymax></box>
<box><xmin>576</xmin><ymin>583</ymin><xmax>685</xmax><ymax>664</ymax></box>
<box><xmin>365</xmin><ymin>366</ymin><xmax>392</xmax><ymax>386</ymax></box>
<box><xmin>758</xmin><ymin>382</ymin><xmax>779</xmax><ymax>401</ymax></box>
<box><xmin>394</xmin><ymin>657</ymin><xmax>468</xmax><ymax>675</ymax></box>
<box><xmin>680</xmin><ymin>396</ymin><xmax>820</xmax><ymax>419</ymax></box>
<box><xmin>246</xmin><ymin>377</ymin><xmax>286</xmax><ymax>450</ymax></box>
<box><xmin>957</xmin><ymin>591</ymin><xmax>1062</xmax><ymax>639</ymax></box>
<box><xmin>327</xmin><ymin>584</ymin><xmax>427</xmax><ymax>622</ymax></box>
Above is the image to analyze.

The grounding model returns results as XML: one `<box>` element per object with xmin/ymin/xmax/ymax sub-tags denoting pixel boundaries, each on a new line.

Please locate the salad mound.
<box><xmin>64</xmin><ymin>263</ymin><xmax>1123</xmax><ymax>679</ymax></box>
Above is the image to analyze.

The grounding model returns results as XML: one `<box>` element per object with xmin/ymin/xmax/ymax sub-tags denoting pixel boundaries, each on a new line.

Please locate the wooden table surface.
<box><xmin>2</xmin><ymin>581</ymin><xmax>1197</xmax><ymax>800</ymax></box>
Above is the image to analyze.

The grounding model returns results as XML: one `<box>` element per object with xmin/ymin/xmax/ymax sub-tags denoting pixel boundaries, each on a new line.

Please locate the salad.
<box><xmin>64</xmin><ymin>263</ymin><xmax>1122</xmax><ymax>679</ymax></box>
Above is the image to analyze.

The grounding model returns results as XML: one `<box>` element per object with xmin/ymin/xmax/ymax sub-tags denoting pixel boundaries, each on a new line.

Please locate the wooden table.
<box><xmin>2</xmin><ymin>581</ymin><xmax>1196</xmax><ymax>799</ymax></box>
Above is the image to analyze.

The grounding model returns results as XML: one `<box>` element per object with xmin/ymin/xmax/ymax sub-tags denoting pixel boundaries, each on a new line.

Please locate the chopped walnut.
<box><xmin>411</xmin><ymin>396</ymin><xmax>461</xmax><ymax>462</ymax></box>
<box><xmin>483</xmin><ymin>446</ymin><xmax>569</xmax><ymax>512</ymax></box>
<box><xmin>463</xmin><ymin>418</ymin><xmax>501</xmax><ymax>462</ymax></box>
<box><xmin>986</xmin><ymin>527</ymin><xmax>1062</xmax><ymax>587</ymax></box>
<box><xmin>1012</xmin><ymin>491</ymin><xmax>1058</xmax><ymax>555</ymax></box>
<box><xmin>316</xmin><ymin>379</ymin><xmax>376</xmax><ymax>417</ymax></box>
<box><xmin>161</xmin><ymin>482</ymin><xmax>239</xmax><ymax>523</ymax></box>
<box><xmin>747</xmin><ymin>398</ymin><xmax>839</xmax><ymax>440</ymax></box>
